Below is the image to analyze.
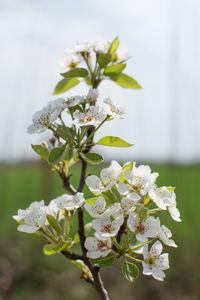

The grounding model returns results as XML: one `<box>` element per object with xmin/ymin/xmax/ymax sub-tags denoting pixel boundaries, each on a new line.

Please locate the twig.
<box><xmin>59</xmin><ymin>173</ymin><xmax>76</xmax><ymax>195</ymax></box>
<box><xmin>61</xmin><ymin>250</ymin><xmax>83</xmax><ymax>261</ymax></box>
<box><xmin>76</xmin><ymin>129</ymin><xmax>110</xmax><ymax>299</ymax></box>
<box><xmin>59</xmin><ymin>121</ymin><xmax>110</xmax><ymax>299</ymax></box>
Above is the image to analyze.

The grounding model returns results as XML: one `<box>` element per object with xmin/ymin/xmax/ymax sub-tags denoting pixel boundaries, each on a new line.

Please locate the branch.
<box><xmin>77</xmin><ymin>126</ymin><xmax>94</xmax><ymax>258</ymax></box>
<box><xmin>92</xmin><ymin>271</ymin><xmax>110</xmax><ymax>300</ymax></box>
<box><xmin>78</xmin><ymin>159</ymin><xmax>87</xmax><ymax>193</ymax></box>
<box><xmin>59</xmin><ymin>173</ymin><xmax>76</xmax><ymax>195</ymax></box>
<box><xmin>76</xmin><ymin>128</ymin><xmax>110</xmax><ymax>299</ymax></box>
<box><xmin>61</xmin><ymin>250</ymin><xmax>83</xmax><ymax>261</ymax></box>
<box><xmin>117</xmin><ymin>215</ymin><xmax>128</xmax><ymax>243</ymax></box>
<box><xmin>77</xmin><ymin>158</ymin><xmax>88</xmax><ymax>262</ymax></box>
<box><xmin>58</xmin><ymin>124</ymin><xmax>110</xmax><ymax>299</ymax></box>
<box><xmin>116</xmin><ymin>223</ymin><xmax>126</xmax><ymax>244</ymax></box>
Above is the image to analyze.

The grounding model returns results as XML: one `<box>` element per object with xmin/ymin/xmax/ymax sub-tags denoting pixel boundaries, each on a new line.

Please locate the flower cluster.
<box><xmin>15</xmin><ymin>36</ymin><xmax>180</xmax><ymax>292</ymax></box>
<box><xmin>13</xmin><ymin>200</ymin><xmax>47</xmax><ymax>233</ymax></box>
<box><xmin>47</xmin><ymin>193</ymin><xmax>85</xmax><ymax>216</ymax></box>
<box><xmin>13</xmin><ymin>193</ymin><xmax>85</xmax><ymax>233</ymax></box>
<box><xmin>84</xmin><ymin>160</ymin><xmax>180</xmax><ymax>281</ymax></box>
<box><xmin>27</xmin><ymin>92</ymin><xmax>125</xmax><ymax>134</ymax></box>
<box><xmin>13</xmin><ymin>158</ymin><xmax>180</xmax><ymax>281</ymax></box>
<box><xmin>60</xmin><ymin>38</ymin><xmax>129</xmax><ymax>69</ymax></box>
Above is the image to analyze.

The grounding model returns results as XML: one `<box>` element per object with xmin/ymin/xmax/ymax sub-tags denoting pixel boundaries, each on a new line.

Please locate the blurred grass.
<box><xmin>0</xmin><ymin>162</ymin><xmax>200</xmax><ymax>299</ymax></box>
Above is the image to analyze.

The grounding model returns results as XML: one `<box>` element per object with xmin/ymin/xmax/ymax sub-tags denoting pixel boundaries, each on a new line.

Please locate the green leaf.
<box><xmin>109</xmin><ymin>73</ymin><xmax>142</xmax><ymax>89</ymax></box>
<box><xmin>68</xmin><ymin>151</ymin><xmax>79</xmax><ymax>169</ymax></box>
<box><xmin>122</xmin><ymin>261</ymin><xmax>139</xmax><ymax>282</ymax></box>
<box><xmin>63</xmin><ymin>144</ymin><xmax>73</xmax><ymax>162</ymax></box>
<box><xmin>85</xmin><ymin>78</ymin><xmax>92</xmax><ymax>86</ymax></box>
<box><xmin>43</xmin><ymin>244</ymin><xmax>57</xmax><ymax>256</ymax></box>
<box><xmin>91</xmin><ymin>254</ymin><xmax>115</xmax><ymax>267</ymax></box>
<box><xmin>108</xmin><ymin>36</ymin><xmax>119</xmax><ymax>54</ymax></box>
<box><xmin>47</xmin><ymin>214</ymin><xmax>61</xmax><ymax>235</ymax></box>
<box><xmin>43</xmin><ymin>240</ymin><xmax>71</xmax><ymax>256</ymax></box>
<box><xmin>104</xmin><ymin>64</ymin><xmax>126</xmax><ymax>75</ymax></box>
<box><xmin>80</xmin><ymin>152</ymin><xmax>104</xmax><ymax>165</ymax></box>
<box><xmin>144</xmin><ymin>196</ymin><xmax>151</xmax><ymax>206</ymax></box>
<box><xmin>53</xmin><ymin>77</ymin><xmax>80</xmax><ymax>94</ymax></box>
<box><xmin>71</xmin><ymin>260</ymin><xmax>92</xmax><ymax>277</ymax></box>
<box><xmin>48</xmin><ymin>147</ymin><xmax>64</xmax><ymax>164</ymax></box>
<box><xmin>69</xmin><ymin>151</ymin><xmax>79</xmax><ymax>167</ymax></box>
<box><xmin>48</xmin><ymin>144</ymin><xmax>72</xmax><ymax>164</ymax></box>
<box><xmin>97</xmin><ymin>136</ymin><xmax>133</xmax><ymax>148</ymax></box>
<box><xmin>85</xmin><ymin>197</ymin><xmax>98</xmax><ymax>205</ymax></box>
<box><xmin>71</xmin><ymin>260</ymin><xmax>85</xmax><ymax>270</ymax></box>
<box><xmin>31</xmin><ymin>144</ymin><xmax>49</xmax><ymax>162</ymax></box>
<box><xmin>119</xmin><ymin>161</ymin><xmax>133</xmax><ymax>183</ymax></box>
<box><xmin>98</xmin><ymin>53</ymin><xmax>112</xmax><ymax>68</ymax></box>
<box><xmin>60</xmin><ymin>68</ymin><xmax>88</xmax><ymax>78</ymax></box>
<box><xmin>73</xmin><ymin>233</ymin><xmax>80</xmax><ymax>244</ymax></box>
<box><xmin>34</xmin><ymin>231</ymin><xmax>44</xmax><ymax>237</ymax></box>
<box><xmin>167</xmin><ymin>187</ymin><xmax>176</xmax><ymax>192</ymax></box>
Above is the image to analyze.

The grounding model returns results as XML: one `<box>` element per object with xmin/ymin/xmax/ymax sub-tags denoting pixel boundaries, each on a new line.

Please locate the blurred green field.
<box><xmin>0</xmin><ymin>163</ymin><xmax>200</xmax><ymax>300</ymax></box>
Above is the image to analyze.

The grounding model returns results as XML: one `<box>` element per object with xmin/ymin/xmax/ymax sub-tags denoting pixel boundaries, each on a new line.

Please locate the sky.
<box><xmin>0</xmin><ymin>0</ymin><xmax>200</xmax><ymax>163</ymax></box>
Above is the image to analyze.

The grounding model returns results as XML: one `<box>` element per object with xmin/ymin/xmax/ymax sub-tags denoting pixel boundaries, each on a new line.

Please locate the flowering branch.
<box><xmin>13</xmin><ymin>37</ymin><xmax>181</xmax><ymax>300</ymax></box>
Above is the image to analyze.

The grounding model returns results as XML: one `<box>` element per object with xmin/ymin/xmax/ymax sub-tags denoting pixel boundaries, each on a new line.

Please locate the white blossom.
<box><xmin>50</xmin><ymin>96</ymin><xmax>84</xmax><ymax>111</ymax></box>
<box><xmin>75</xmin><ymin>38</ymin><xmax>111</xmax><ymax>55</ymax></box>
<box><xmin>66</xmin><ymin>95</ymin><xmax>85</xmax><ymax>107</ymax></box>
<box><xmin>27</xmin><ymin>103</ymin><xmax>60</xmax><ymax>134</ymax></box>
<box><xmin>97</xmin><ymin>97</ymin><xmax>125</xmax><ymax>119</ymax></box>
<box><xmin>116</xmin><ymin>48</ymin><xmax>129</xmax><ymax>62</ymax></box>
<box><xmin>158</xmin><ymin>224</ymin><xmax>177</xmax><ymax>248</ymax></box>
<box><xmin>142</xmin><ymin>241</ymin><xmax>169</xmax><ymax>281</ymax></box>
<box><xmin>73</xmin><ymin>106</ymin><xmax>106</xmax><ymax>127</ymax></box>
<box><xmin>47</xmin><ymin>98</ymin><xmax>66</xmax><ymax>111</ymax></box>
<box><xmin>117</xmin><ymin>182</ymin><xmax>130</xmax><ymax>195</ymax></box>
<box><xmin>168</xmin><ymin>205</ymin><xmax>181</xmax><ymax>222</ymax></box>
<box><xmin>46</xmin><ymin>199</ymin><xmax>60</xmax><ymax>217</ymax></box>
<box><xmin>75</xmin><ymin>41</ymin><xmax>92</xmax><ymax>53</ymax></box>
<box><xmin>121</xmin><ymin>193</ymin><xmax>141</xmax><ymax>214</ymax></box>
<box><xmin>84</xmin><ymin>236</ymin><xmax>112</xmax><ymax>259</ymax></box>
<box><xmin>85</xmin><ymin>196</ymin><xmax>106</xmax><ymax>218</ymax></box>
<box><xmin>60</xmin><ymin>48</ymin><xmax>82</xmax><ymax>68</ymax></box>
<box><xmin>87</xmin><ymin>88</ymin><xmax>99</xmax><ymax>101</ymax></box>
<box><xmin>91</xmin><ymin>38</ymin><xmax>111</xmax><ymax>54</ymax></box>
<box><xmin>149</xmin><ymin>186</ymin><xmax>173</xmax><ymax>210</ymax></box>
<box><xmin>149</xmin><ymin>187</ymin><xmax>181</xmax><ymax>222</ymax></box>
<box><xmin>13</xmin><ymin>200</ymin><xmax>46</xmax><ymax>233</ymax></box>
<box><xmin>110</xmin><ymin>203</ymin><xmax>123</xmax><ymax>219</ymax></box>
<box><xmin>84</xmin><ymin>196</ymin><xmax>120</xmax><ymax>219</ymax></box>
<box><xmin>127</xmin><ymin>214</ymin><xmax>159</xmax><ymax>242</ymax></box>
<box><xmin>46</xmin><ymin>199</ymin><xmax>66</xmax><ymax>221</ymax></box>
<box><xmin>86</xmin><ymin>161</ymin><xmax>123</xmax><ymax>194</ymax></box>
<box><xmin>93</xmin><ymin>215</ymin><xmax>124</xmax><ymax>239</ymax></box>
<box><xmin>125</xmin><ymin>164</ymin><xmax>158</xmax><ymax>196</ymax></box>
<box><xmin>117</xmin><ymin>182</ymin><xmax>141</xmax><ymax>214</ymax></box>
<box><xmin>48</xmin><ymin>193</ymin><xmax>85</xmax><ymax>212</ymax></box>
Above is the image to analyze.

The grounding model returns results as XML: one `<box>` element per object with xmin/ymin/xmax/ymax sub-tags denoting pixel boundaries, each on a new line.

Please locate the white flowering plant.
<box><xmin>13</xmin><ymin>37</ymin><xmax>181</xmax><ymax>300</ymax></box>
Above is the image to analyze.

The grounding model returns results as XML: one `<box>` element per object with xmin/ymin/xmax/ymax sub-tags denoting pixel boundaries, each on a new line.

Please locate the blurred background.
<box><xmin>0</xmin><ymin>0</ymin><xmax>200</xmax><ymax>299</ymax></box>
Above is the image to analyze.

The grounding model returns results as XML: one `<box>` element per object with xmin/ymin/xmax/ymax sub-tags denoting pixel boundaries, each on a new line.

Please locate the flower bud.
<box><xmin>49</xmin><ymin>136</ymin><xmax>56</xmax><ymax>147</ymax></box>
<box><xmin>84</xmin><ymin>223</ymin><xmax>92</xmax><ymax>235</ymax></box>
<box><xmin>41</xmin><ymin>141</ymin><xmax>48</xmax><ymax>149</ymax></box>
<box><xmin>87</xmin><ymin>88</ymin><xmax>99</xmax><ymax>102</ymax></box>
